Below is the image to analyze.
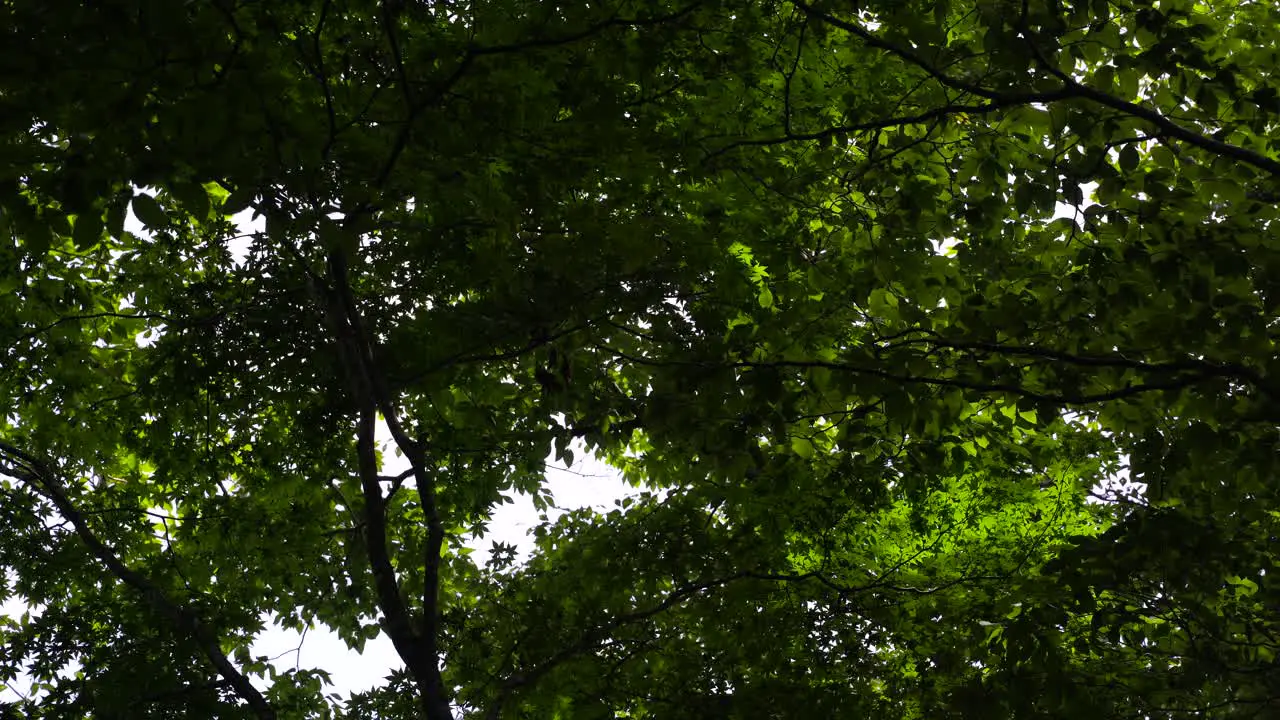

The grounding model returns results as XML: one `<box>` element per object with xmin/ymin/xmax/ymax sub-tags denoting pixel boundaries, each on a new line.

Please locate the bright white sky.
<box><xmin>247</xmin><ymin>427</ymin><xmax>634</xmax><ymax>698</ymax></box>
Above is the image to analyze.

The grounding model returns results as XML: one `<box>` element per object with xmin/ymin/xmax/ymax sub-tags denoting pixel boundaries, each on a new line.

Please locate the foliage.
<box><xmin>1</xmin><ymin>0</ymin><xmax>1279</xmax><ymax>717</ymax></box>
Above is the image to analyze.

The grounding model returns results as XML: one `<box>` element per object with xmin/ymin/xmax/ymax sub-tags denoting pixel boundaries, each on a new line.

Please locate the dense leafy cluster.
<box><xmin>2</xmin><ymin>0</ymin><xmax>1279</xmax><ymax>717</ymax></box>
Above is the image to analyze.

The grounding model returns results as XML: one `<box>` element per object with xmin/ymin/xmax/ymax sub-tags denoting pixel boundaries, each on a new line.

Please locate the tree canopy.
<box><xmin>2</xmin><ymin>0</ymin><xmax>1279</xmax><ymax>717</ymax></box>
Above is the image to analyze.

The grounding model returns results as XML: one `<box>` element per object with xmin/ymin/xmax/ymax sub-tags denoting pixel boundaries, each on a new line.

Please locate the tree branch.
<box><xmin>596</xmin><ymin>345</ymin><xmax>1230</xmax><ymax>406</ymax></box>
<box><xmin>485</xmin><ymin>572</ymin><xmax>751</xmax><ymax>720</ymax></box>
<box><xmin>875</xmin><ymin>331</ymin><xmax>1273</xmax><ymax>396</ymax></box>
<box><xmin>794</xmin><ymin>1</ymin><xmax>1280</xmax><ymax>176</ymax></box>
<box><xmin>0</xmin><ymin>440</ymin><xmax>275</xmax><ymax>720</ymax></box>
<box><xmin>370</xmin><ymin>3</ymin><xmax>703</xmax><ymax>197</ymax></box>
<box><xmin>704</xmin><ymin>91</ymin><xmax>1076</xmax><ymax>160</ymax></box>
<box><xmin>485</xmin><ymin>558</ymin><xmax>1010</xmax><ymax>719</ymax></box>
<box><xmin>1011</xmin><ymin>0</ymin><xmax>1280</xmax><ymax>176</ymax></box>
<box><xmin>322</xmin><ymin>245</ymin><xmax>451</xmax><ymax>720</ymax></box>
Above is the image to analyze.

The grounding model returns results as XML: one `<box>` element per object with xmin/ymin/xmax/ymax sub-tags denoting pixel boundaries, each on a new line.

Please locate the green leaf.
<box><xmin>867</xmin><ymin>288</ymin><xmax>899</xmax><ymax>319</ymax></box>
<box><xmin>169</xmin><ymin>182</ymin><xmax>211</xmax><ymax>220</ymax></box>
<box><xmin>1118</xmin><ymin>145</ymin><xmax>1140</xmax><ymax>173</ymax></box>
<box><xmin>105</xmin><ymin>194</ymin><xmax>130</xmax><ymax>239</ymax></box>
<box><xmin>72</xmin><ymin>212</ymin><xmax>103</xmax><ymax>251</ymax></box>
<box><xmin>19</xmin><ymin>218</ymin><xmax>51</xmax><ymax>257</ymax></box>
<box><xmin>46</xmin><ymin>211</ymin><xmax>72</xmax><ymax>237</ymax></box>
<box><xmin>131</xmin><ymin>193</ymin><xmax>168</xmax><ymax>229</ymax></box>
<box><xmin>222</xmin><ymin>186</ymin><xmax>256</xmax><ymax>215</ymax></box>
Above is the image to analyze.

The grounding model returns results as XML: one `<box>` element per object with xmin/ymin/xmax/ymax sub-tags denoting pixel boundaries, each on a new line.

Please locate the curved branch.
<box><xmin>0</xmin><ymin>440</ymin><xmax>275</xmax><ymax>720</ymax></box>
<box><xmin>486</xmin><ymin>558</ymin><xmax>1014</xmax><ymax>719</ymax></box>
<box><xmin>370</xmin><ymin>3</ymin><xmax>704</xmax><ymax>196</ymax></box>
<box><xmin>597</xmin><ymin>344</ymin><xmax>1230</xmax><ymax>406</ymax></box>
<box><xmin>877</xmin><ymin>332</ymin><xmax>1273</xmax><ymax>396</ymax></box>
<box><xmin>485</xmin><ymin>572</ymin><xmax>751</xmax><ymax>720</ymax></box>
<box><xmin>794</xmin><ymin>1</ymin><xmax>1280</xmax><ymax>176</ymax></box>
<box><xmin>704</xmin><ymin>91</ymin><xmax>1076</xmax><ymax>160</ymax></box>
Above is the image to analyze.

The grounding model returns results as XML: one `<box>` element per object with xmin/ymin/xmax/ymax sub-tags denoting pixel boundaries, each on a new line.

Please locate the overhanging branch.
<box><xmin>0</xmin><ymin>440</ymin><xmax>276</xmax><ymax>720</ymax></box>
<box><xmin>793</xmin><ymin>1</ymin><xmax>1280</xmax><ymax>176</ymax></box>
<box><xmin>596</xmin><ymin>344</ymin><xmax>1238</xmax><ymax>406</ymax></box>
